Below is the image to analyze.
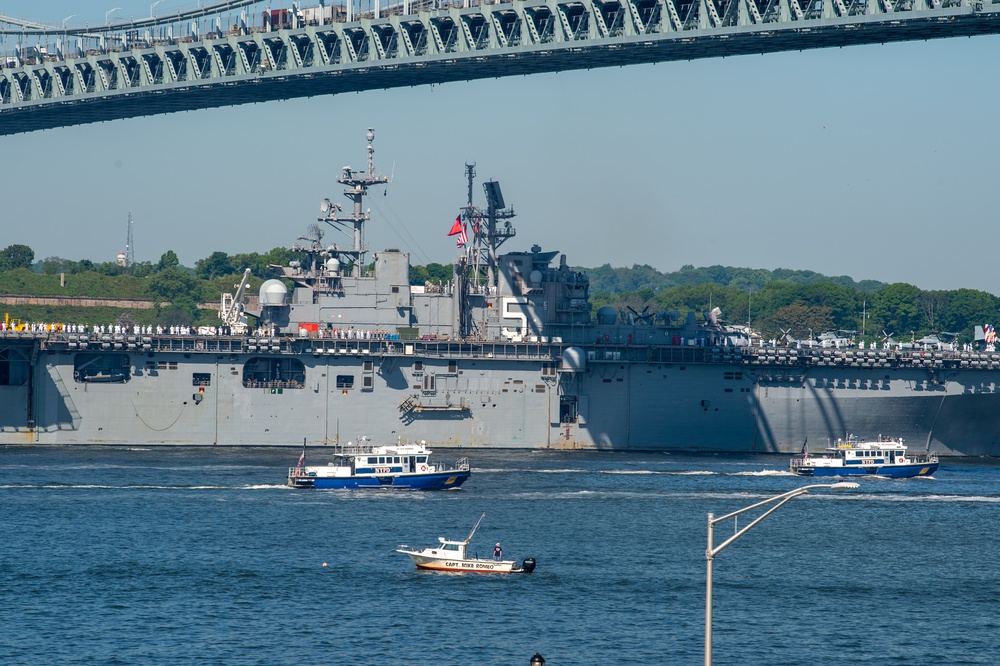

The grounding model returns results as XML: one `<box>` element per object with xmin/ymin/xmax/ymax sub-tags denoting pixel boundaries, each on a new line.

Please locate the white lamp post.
<box><xmin>704</xmin><ymin>482</ymin><xmax>859</xmax><ymax>666</ymax></box>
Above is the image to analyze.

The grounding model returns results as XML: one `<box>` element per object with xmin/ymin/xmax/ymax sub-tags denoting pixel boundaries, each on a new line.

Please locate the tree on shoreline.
<box><xmin>0</xmin><ymin>244</ymin><xmax>34</xmax><ymax>272</ymax></box>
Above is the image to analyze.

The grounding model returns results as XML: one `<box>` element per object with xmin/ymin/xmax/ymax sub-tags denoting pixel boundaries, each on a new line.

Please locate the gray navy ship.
<box><xmin>3</xmin><ymin>129</ymin><xmax>1000</xmax><ymax>455</ymax></box>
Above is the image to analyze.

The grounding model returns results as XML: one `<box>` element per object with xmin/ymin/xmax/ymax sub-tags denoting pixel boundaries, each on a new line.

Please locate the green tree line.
<box><xmin>1</xmin><ymin>244</ymin><xmax>296</xmax><ymax>328</ymax></box>
<box><xmin>593</xmin><ymin>281</ymin><xmax>999</xmax><ymax>346</ymax></box>
<box><xmin>3</xmin><ymin>243</ymin><xmax>998</xmax><ymax>343</ymax></box>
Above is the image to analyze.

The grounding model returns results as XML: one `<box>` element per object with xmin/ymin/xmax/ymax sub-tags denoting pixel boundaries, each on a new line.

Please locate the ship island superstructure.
<box><xmin>3</xmin><ymin>129</ymin><xmax>1000</xmax><ymax>455</ymax></box>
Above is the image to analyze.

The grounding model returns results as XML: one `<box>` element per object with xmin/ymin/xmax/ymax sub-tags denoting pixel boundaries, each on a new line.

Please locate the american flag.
<box><xmin>296</xmin><ymin>447</ymin><xmax>306</xmax><ymax>469</ymax></box>
<box><xmin>456</xmin><ymin>224</ymin><xmax>468</xmax><ymax>248</ymax></box>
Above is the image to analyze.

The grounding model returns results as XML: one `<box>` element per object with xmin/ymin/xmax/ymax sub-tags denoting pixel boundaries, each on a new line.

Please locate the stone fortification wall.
<box><xmin>0</xmin><ymin>295</ymin><xmax>161</xmax><ymax>309</ymax></box>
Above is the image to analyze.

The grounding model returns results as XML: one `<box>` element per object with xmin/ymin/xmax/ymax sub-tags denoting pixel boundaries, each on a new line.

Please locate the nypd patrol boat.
<box><xmin>789</xmin><ymin>435</ymin><xmax>939</xmax><ymax>478</ymax></box>
<box><xmin>396</xmin><ymin>513</ymin><xmax>536</xmax><ymax>574</ymax></box>
<box><xmin>287</xmin><ymin>437</ymin><xmax>470</xmax><ymax>489</ymax></box>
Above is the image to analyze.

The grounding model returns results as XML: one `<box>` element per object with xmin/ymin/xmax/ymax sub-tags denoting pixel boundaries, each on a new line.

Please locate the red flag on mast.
<box><xmin>447</xmin><ymin>216</ymin><xmax>463</xmax><ymax>236</ymax></box>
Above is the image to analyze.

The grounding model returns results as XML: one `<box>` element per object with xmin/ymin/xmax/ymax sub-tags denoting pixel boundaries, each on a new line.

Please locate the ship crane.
<box><xmin>219</xmin><ymin>268</ymin><xmax>252</xmax><ymax>334</ymax></box>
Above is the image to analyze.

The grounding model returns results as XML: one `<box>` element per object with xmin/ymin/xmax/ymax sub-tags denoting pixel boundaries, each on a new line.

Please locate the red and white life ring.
<box><xmin>420</xmin><ymin>465</ymin><xmax>427</xmax><ymax>472</ymax></box>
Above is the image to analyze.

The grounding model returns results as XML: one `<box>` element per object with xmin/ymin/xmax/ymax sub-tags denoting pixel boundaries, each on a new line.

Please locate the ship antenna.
<box><xmin>367</xmin><ymin>127</ymin><xmax>375</xmax><ymax>180</ymax></box>
<box><xmin>464</xmin><ymin>163</ymin><xmax>479</xmax><ymax>288</ymax></box>
<box><xmin>466</xmin><ymin>162</ymin><xmax>476</xmax><ymax>212</ymax></box>
<box><xmin>319</xmin><ymin>128</ymin><xmax>389</xmax><ymax>278</ymax></box>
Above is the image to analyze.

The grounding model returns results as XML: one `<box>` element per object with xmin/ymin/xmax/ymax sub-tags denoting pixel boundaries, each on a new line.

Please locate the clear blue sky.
<box><xmin>3</xmin><ymin>1</ymin><xmax>999</xmax><ymax>296</ymax></box>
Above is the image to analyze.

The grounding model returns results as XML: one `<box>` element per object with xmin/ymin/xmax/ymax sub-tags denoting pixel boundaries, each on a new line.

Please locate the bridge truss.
<box><xmin>1</xmin><ymin>0</ymin><xmax>998</xmax><ymax>135</ymax></box>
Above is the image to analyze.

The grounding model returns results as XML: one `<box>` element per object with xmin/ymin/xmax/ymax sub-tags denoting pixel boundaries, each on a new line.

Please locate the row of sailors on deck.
<box><xmin>2</xmin><ymin>321</ymin><xmax>243</xmax><ymax>337</ymax></box>
<box><xmin>0</xmin><ymin>322</ymin><xmax>158</xmax><ymax>334</ymax></box>
<box><xmin>321</xmin><ymin>328</ymin><xmax>393</xmax><ymax>340</ymax></box>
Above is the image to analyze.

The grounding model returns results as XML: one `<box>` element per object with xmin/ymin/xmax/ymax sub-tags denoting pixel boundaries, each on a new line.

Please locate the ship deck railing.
<box><xmin>15</xmin><ymin>330</ymin><xmax>1000</xmax><ymax>372</ymax></box>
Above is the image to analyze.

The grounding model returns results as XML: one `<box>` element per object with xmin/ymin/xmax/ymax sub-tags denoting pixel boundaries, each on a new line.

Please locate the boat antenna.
<box><xmin>464</xmin><ymin>512</ymin><xmax>487</xmax><ymax>544</ymax></box>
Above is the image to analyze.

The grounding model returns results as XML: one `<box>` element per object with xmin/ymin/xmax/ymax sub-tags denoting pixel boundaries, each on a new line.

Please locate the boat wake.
<box><xmin>603</xmin><ymin>470</ymin><xmax>658</xmax><ymax>475</ymax></box>
<box><xmin>859</xmin><ymin>493</ymin><xmax>1000</xmax><ymax>503</ymax></box>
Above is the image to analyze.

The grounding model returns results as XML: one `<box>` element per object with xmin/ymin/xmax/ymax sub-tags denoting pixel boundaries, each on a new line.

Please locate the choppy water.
<box><xmin>2</xmin><ymin>447</ymin><xmax>999</xmax><ymax>665</ymax></box>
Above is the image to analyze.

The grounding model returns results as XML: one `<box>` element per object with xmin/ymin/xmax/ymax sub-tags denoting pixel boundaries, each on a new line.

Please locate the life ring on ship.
<box><xmin>420</xmin><ymin>465</ymin><xmax>427</xmax><ymax>472</ymax></box>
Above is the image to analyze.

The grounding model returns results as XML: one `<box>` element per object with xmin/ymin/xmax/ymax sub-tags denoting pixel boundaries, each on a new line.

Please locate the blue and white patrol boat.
<box><xmin>789</xmin><ymin>435</ymin><xmax>939</xmax><ymax>478</ymax></box>
<box><xmin>287</xmin><ymin>438</ymin><xmax>470</xmax><ymax>489</ymax></box>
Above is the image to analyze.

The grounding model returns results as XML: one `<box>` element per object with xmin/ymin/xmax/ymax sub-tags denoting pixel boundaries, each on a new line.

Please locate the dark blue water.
<box><xmin>2</xmin><ymin>447</ymin><xmax>998</xmax><ymax>665</ymax></box>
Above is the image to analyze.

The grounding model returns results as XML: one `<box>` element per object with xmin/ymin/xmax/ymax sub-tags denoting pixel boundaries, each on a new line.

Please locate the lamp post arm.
<box><xmin>708</xmin><ymin>494</ymin><xmax>801</xmax><ymax>559</ymax></box>
<box><xmin>710</xmin><ymin>486</ymin><xmax>817</xmax><ymax>526</ymax></box>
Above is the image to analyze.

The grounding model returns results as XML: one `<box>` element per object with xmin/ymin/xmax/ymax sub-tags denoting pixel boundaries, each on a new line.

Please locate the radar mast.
<box><xmin>462</xmin><ymin>163</ymin><xmax>515</xmax><ymax>291</ymax></box>
<box><xmin>318</xmin><ymin>128</ymin><xmax>389</xmax><ymax>277</ymax></box>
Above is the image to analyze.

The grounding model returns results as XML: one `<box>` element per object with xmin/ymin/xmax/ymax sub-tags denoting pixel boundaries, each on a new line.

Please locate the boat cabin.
<box><xmin>827</xmin><ymin>437</ymin><xmax>909</xmax><ymax>466</ymax></box>
<box><xmin>352</xmin><ymin>450</ymin><xmax>429</xmax><ymax>474</ymax></box>
<box><xmin>431</xmin><ymin>538</ymin><xmax>469</xmax><ymax>560</ymax></box>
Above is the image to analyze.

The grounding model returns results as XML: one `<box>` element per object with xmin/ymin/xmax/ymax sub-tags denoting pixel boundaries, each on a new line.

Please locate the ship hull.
<box><xmin>4</xmin><ymin>338</ymin><xmax>1000</xmax><ymax>456</ymax></box>
<box><xmin>792</xmin><ymin>463</ymin><xmax>939</xmax><ymax>478</ymax></box>
<box><xmin>412</xmin><ymin>560</ymin><xmax>519</xmax><ymax>573</ymax></box>
<box><xmin>294</xmin><ymin>471</ymin><xmax>469</xmax><ymax>489</ymax></box>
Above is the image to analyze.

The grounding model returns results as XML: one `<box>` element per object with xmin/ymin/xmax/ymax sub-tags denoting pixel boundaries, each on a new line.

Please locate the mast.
<box><xmin>453</xmin><ymin>166</ymin><xmax>518</xmax><ymax>339</ymax></box>
<box><xmin>464</xmin><ymin>512</ymin><xmax>487</xmax><ymax>544</ymax></box>
<box><xmin>319</xmin><ymin>128</ymin><xmax>389</xmax><ymax>277</ymax></box>
<box><xmin>125</xmin><ymin>212</ymin><xmax>134</xmax><ymax>274</ymax></box>
<box><xmin>464</xmin><ymin>163</ymin><xmax>479</xmax><ymax>288</ymax></box>
<box><xmin>461</xmin><ymin>166</ymin><xmax>516</xmax><ymax>292</ymax></box>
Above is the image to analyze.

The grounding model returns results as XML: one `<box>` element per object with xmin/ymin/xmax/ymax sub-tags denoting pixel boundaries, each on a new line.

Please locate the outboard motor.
<box><xmin>520</xmin><ymin>557</ymin><xmax>536</xmax><ymax>574</ymax></box>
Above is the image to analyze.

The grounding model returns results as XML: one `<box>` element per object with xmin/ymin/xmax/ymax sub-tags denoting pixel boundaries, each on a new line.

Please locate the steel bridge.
<box><xmin>1</xmin><ymin>0</ymin><xmax>999</xmax><ymax>136</ymax></box>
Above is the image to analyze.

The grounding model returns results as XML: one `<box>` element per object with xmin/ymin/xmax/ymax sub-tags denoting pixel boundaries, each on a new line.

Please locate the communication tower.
<box><xmin>118</xmin><ymin>212</ymin><xmax>135</xmax><ymax>271</ymax></box>
<box><xmin>126</xmin><ymin>212</ymin><xmax>135</xmax><ymax>272</ymax></box>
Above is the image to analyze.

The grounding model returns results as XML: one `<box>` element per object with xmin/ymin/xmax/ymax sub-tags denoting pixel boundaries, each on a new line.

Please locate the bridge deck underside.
<box><xmin>2</xmin><ymin>9</ymin><xmax>999</xmax><ymax>135</ymax></box>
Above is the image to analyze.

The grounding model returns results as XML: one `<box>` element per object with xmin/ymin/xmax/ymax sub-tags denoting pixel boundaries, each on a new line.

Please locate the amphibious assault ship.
<box><xmin>3</xmin><ymin>129</ymin><xmax>1000</xmax><ymax>455</ymax></box>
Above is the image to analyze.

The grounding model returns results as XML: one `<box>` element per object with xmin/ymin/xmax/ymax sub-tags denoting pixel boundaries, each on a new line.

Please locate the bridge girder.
<box><xmin>1</xmin><ymin>0</ymin><xmax>999</xmax><ymax>136</ymax></box>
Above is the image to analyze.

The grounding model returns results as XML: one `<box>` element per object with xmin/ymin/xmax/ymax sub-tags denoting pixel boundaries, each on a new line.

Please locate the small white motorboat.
<box><xmin>396</xmin><ymin>512</ymin><xmax>536</xmax><ymax>574</ymax></box>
